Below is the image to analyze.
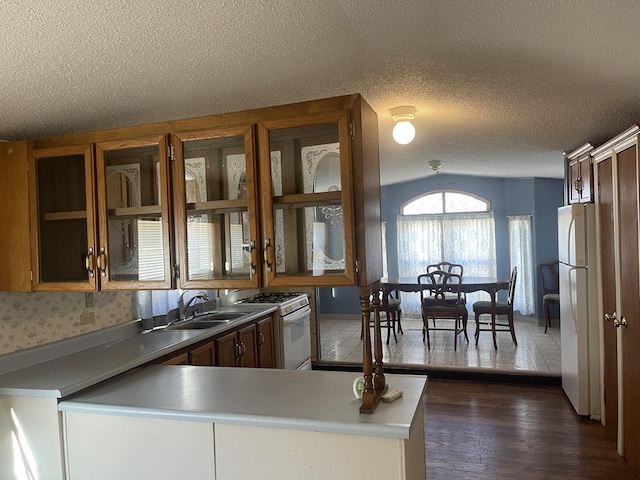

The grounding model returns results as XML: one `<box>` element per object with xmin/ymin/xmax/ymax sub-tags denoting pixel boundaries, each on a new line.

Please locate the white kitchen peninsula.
<box><xmin>60</xmin><ymin>366</ymin><xmax>427</xmax><ymax>480</ymax></box>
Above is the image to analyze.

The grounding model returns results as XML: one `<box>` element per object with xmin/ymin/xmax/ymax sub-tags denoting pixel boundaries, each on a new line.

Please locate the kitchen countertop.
<box><xmin>0</xmin><ymin>305</ymin><xmax>277</xmax><ymax>398</ymax></box>
<box><xmin>59</xmin><ymin>365</ymin><xmax>428</xmax><ymax>439</ymax></box>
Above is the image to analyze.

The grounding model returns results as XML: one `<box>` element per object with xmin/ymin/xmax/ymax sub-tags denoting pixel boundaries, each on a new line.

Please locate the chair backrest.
<box><xmin>507</xmin><ymin>267</ymin><xmax>518</xmax><ymax>308</ymax></box>
<box><xmin>426</xmin><ymin>261</ymin><xmax>464</xmax><ymax>277</ymax></box>
<box><xmin>539</xmin><ymin>261</ymin><xmax>559</xmax><ymax>295</ymax></box>
<box><xmin>418</xmin><ymin>270</ymin><xmax>464</xmax><ymax>308</ymax></box>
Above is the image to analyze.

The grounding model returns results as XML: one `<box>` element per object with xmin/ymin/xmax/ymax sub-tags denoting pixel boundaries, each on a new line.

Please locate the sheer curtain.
<box><xmin>508</xmin><ymin>215</ymin><xmax>535</xmax><ymax>315</ymax></box>
<box><xmin>397</xmin><ymin>213</ymin><xmax>497</xmax><ymax>315</ymax></box>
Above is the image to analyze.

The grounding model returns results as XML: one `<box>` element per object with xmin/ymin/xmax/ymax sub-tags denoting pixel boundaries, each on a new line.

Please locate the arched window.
<box><xmin>401</xmin><ymin>190</ymin><xmax>490</xmax><ymax>215</ymax></box>
<box><xmin>396</xmin><ymin>190</ymin><xmax>496</xmax><ymax>315</ymax></box>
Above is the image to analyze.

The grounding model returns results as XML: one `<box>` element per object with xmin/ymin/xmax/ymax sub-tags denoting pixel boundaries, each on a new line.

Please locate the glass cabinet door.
<box><xmin>29</xmin><ymin>145</ymin><xmax>97</xmax><ymax>291</ymax></box>
<box><xmin>95</xmin><ymin>136</ymin><xmax>173</xmax><ymax>289</ymax></box>
<box><xmin>258</xmin><ymin>111</ymin><xmax>356</xmax><ymax>287</ymax></box>
<box><xmin>172</xmin><ymin>126</ymin><xmax>260</xmax><ymax>289</ymax></box>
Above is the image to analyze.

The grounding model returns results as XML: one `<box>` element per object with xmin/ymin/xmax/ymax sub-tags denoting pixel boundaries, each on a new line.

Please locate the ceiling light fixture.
<box><xmin>390</xmin><ymin>106</ymin><xmax>416</xmax><ymax>145</ymax></box>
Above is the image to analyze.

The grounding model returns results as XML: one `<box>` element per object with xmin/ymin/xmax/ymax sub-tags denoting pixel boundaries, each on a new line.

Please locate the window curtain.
<box><xmin>397</xmin><ymin>213</ymin><xmax>497</xmax><ymax>315</ymax></box>
<box><xmin>508</xmin><ymin>215</ymin><xmax>535</xmax><ymax>315</ymax></box>
<box><xmin>381</xmin><ymin>221</ymin><xmax>388</xmax><ymax>278</ymax></box>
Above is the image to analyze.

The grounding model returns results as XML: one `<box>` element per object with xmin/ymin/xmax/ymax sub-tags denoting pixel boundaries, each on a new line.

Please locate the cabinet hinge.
<box><xmin>168</xmin><ymin>144</ymin><xmax>175</xmax><ymax>162</ymax></box>
<box><xmin>355</xmin><ymin>258</ymin><xmax>361</xmax><ymax>274</ymax></box>
<box><xmin>349</xmin><ymin>121</ymin><xmax>356</xmax><ymax>140</ymax></box>
<box><xmin>173</xmin><ymin>264</ymin><xmax>180</xmax><ymax>279</ymax></box>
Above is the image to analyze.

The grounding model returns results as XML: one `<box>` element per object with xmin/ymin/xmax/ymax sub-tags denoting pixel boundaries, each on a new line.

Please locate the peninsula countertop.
<box><xmin>0</xmin><ymin>305</ymin><xmax>277</xmax><ymax>398</ymax></box>
<box><xmin>59</xmin><ymin>365</ymin><xmax>428</xmax><ymax>439</ymax></box>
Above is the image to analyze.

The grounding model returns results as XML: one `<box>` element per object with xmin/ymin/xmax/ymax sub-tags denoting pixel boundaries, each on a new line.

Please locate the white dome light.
<box><xmin>392</xmin><ymin>121</ymin><xmax>415</xmax><ymax>145</ymax></box>
<box><xmin>390</xmin><ymin>106</ymin><xmax>416</xmax><ymax>145</ymax></box>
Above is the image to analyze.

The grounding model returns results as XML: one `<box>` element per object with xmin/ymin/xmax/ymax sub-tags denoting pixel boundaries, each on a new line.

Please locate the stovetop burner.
<box><xmin>236</xmin><ymin>292</ymin><xmax>306</xmax><ymax>304</ymax></box>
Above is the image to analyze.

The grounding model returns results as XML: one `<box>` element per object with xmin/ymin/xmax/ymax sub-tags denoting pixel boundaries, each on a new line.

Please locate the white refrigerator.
<box><xmin>557</xmin><ymin>203</ymin><xmax>601</xmax><ymax>419</ymax></box>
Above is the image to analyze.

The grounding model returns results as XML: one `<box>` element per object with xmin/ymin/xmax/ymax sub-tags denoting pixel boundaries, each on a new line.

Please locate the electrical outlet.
<box><xmin>80</xmin><ymin>312</ymin><xmax>96</xmax><ymax>325</ymax></box>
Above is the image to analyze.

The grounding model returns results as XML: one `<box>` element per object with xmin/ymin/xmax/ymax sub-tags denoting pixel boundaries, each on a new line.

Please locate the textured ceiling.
<box><xmin>2</xmin><ymin>1</ymin><xmax>640</xmax><ymax>185</ymax></box>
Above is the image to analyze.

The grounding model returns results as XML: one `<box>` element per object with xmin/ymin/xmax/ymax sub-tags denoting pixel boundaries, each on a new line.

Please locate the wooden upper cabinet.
<box><xmin>258</xmin><ymin>95</ymin><xmax>382</xmax><ymax>288</ymax></box>
<box><xmin>27</xmin><ymin>136</ymin><xmax>174</xmax><ymax>292</ymax></box>
<box><xmin>0</xmin><ymin>141</ymin><xmax>32</xmax><ymax>291</ymax></box>
<box><xmin>16</xmin><ymin>94</ymin><xmax>381</xmax><ymax>292</ymax></box>
<box><xmin>172</xmin><ymin>126</ymin><xmax>260</xmax><ymax>290</ymax></box>
<box><xmin>566</xmin><ymin>143</ymin><xmax>594</xmax><ymax>204</ymax></box>
<box><xmin>29</xmin><ymin>144</ymin><xmax>98</xmax><ymax>291</ymax></box>
<box><xmin>95</xmin><ymin>136</ymin><xmax>174</xmax><ymax>290</ymax></box>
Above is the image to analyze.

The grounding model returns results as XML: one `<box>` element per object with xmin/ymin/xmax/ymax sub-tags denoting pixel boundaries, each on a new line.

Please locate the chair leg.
<box><xmin>422</xmin><ymin>314</ymin><xmax>431</xmax><ymax>350</ymax></box>
<box><xmin>462</xmin><ymin>310</ymin><xmax>469</xmax><ymax>342</ymax></box>
<box><xmin>385</xmin><ymin>311</ymin><xmax>397</xmax><ymax>345</ymax></box>
<box><xmin>508</xmin><ymin>312</ymin><xmax>517</xmax><ymax>345</ymax></box>
<box><xmin>491</xmin><ymin>313</ymin><xmax>497</xmax><ymax>350</ymax></box>
<box><xmin>453</xmin><ymin>321</ymin><xmax>457</xmax><ymax>351</ymax></box>
<box><xmin>474</xmin><ymin>312</ymin><xmax>480</xmax><ymax>346</ymax></box>
<box><xmin>397</xmin><ymin>310</ymin><xmax>403</xmax><ymax>334</ymax></box>
<box><xmin>544</xmin><ymin>301</ymin><xmax>550</xmax><ymax>334</ymax></box>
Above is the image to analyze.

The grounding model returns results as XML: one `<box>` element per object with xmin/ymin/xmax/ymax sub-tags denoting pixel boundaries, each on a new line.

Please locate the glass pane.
<box><xmin>36</xmin><ymin>154</ymin><xmax>89</xmax><ymax>282</ymax></box>
<box><xmin>105</xmin><ymin>144</ymin><xmax>164</xmax><ymax>281</ymax></box>
<box><xmin>445</xmin><ymin>192</ymin><xmax>488</xmax><ymax>213</ymax></box>
<box><xmin>402</xmin><ymin>193</ymin><xmax>443</xmax><ymax>215</ymax></box>
<box><xmin>269</xmin><ymin>123</ymin><xmax>344</xmax><ymax>276</ymax></box>
<box><xmin>183</xmin><ymin>136</ymin><xmax>250</xmax><ymax>281</ymax></box>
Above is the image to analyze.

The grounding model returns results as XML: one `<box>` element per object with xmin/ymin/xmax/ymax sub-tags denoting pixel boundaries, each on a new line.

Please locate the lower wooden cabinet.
<box><xmin>189</xmin><ymin>341</ymin><xmax>216</xmax><ymax>366</ymax></box>
<box><xmin>155</xmin><ymin>313</ymin><xmax>276</xmax><ymax>369</ymax></box>
<box><xmin>257</xmin><ymin>316</ymin><xmax>275</xmax><ymax>368</ymax></box>
<box><xmin>216</xmin><ymin>324</ymin><xmax>258</xmax><ymax>367</ymax></box>
<box><xmin>160</xmin><ymin>352</ymin><xmax>189</xmax><ymax>365</ymax></box>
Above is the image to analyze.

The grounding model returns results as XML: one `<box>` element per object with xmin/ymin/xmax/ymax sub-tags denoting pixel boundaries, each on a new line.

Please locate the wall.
<box><xmin>0</xmin><ymin>291</ymin><xmax>137</xmax><ymax>355</ymax></box>
<box><xmin>317</xmin><ymin>174</ymin><xmax>564</xmax><ymax>317</ymax></box>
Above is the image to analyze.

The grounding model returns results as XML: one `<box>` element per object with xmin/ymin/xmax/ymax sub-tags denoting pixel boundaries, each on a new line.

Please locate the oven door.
<box><xmin>282</xmin><ymin>306</ymin><xmax>312</xmax><ymax>370</ymax></box>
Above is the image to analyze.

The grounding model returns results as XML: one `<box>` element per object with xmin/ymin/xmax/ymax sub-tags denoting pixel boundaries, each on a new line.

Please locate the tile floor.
<box><xmin>319</xmin><ymin>315</ymin><xmax>561</xmax><ymax>376</ymax></box>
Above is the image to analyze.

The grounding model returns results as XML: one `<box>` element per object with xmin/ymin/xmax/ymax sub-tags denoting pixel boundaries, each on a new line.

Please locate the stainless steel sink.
<box><xmin>163</xmin><ymin>320</ymin><xmax>229</xmax><ymax>331</ymax></box>
<box><xmin>162</xmin><ymin>311</ymin><xmax>247</xmax><ymax>331</ymax></box>
<box><xmin>192</xmin><ymin>312</ymin><xmax>246</xmax><ymax>322</ymax></box>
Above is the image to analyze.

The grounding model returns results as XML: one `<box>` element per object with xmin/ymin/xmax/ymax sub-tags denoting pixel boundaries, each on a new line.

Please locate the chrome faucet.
<box><xmin>178</xmin><ymin>291</ymin><xmax>210</xmax><ymax>321</ymax></box>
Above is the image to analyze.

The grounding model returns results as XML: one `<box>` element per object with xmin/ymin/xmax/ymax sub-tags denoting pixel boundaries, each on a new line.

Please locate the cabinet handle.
<box><xmin>96</xmin><ymin>247</ymin><xmax>107</xmax><ymax>277</ymax></box>
<box><xmin>574</xmin><ymin>177</ymin><xmax>583</xmax><ymax>194</ymax></box>
<box><xmin>249</xmin><ymin>240</ymin><xmax>257</xmax><ymax>275</ymax></box>
<box><xmin>259</xmin><ymin>332</ymin><xmax>264</xmax><ymax>346</ymax></box>
<box><xmin>263</xmin><ymin>238</ymin><xmax>273</xmax><ymax>272</ymax></box>
<box><xmin>85</xmin><ymin>247</ymin><xmax>95</xmax><ymax>278</ymax></box>
<box><xmin>614</xmin><ymin>316</ymin><xmax>628</xmax><ymax>328</ymax></box>
<box><xmin>604</xmin><ymin>312</ymin><xmax>617</xmax><ymax>322</ymax></box>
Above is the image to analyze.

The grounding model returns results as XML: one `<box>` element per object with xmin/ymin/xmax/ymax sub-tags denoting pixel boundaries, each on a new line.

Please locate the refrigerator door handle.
<box><xmin>566</xmin><ymin>214</ymin><xmax>575</xmax><ymax>266</ymax></box>
<box><xmin>567</xmin><ymin>266</ymin><xmax>578</xmax><ymax>334</ymax></box>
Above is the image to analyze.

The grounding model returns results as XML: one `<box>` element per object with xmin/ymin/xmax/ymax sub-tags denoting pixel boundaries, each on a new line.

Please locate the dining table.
<box><xmin>381</xmin><ymin>276</ymin><xmax>510</xmax><ymax>296</ymax></box>
<box><xmin>379</xmin><ymin>276</ymin><xmax>511</xmax><ymax>339</ymax></box>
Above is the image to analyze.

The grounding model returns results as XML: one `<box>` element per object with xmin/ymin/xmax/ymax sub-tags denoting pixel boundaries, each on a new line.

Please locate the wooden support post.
<box><xmin>359</xmin><ymin>283</ymin><xmax>386</xmax><ymax>413</ymax></box>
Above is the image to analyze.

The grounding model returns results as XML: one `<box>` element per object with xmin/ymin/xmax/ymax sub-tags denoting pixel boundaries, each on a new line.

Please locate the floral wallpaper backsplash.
<box><xmin>0</xmin><ymin>291</ymin><xmax>138</xmax><ymax>356</ymax></box>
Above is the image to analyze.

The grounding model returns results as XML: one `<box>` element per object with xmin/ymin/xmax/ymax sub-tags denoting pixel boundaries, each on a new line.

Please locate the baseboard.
<box><xmin>312</xmin><ymin>361</ymin><xmax>561</xmax><ymax>386</ymax></box>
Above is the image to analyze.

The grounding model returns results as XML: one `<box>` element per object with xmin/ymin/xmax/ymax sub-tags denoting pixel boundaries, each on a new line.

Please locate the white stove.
<box><xmin>235</xmin><ymin>292</ymin><xmax>309</xmax><ymax>316</ymax></box>
<box><xmin>235</xmin><ymin>292</ymin><xmax>311</xmax><ymax>370</ymax></box>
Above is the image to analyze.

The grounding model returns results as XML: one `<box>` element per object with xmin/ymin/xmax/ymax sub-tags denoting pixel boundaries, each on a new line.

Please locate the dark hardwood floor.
<box><xmin>423</xmin><ymin>379</ymin><xmax>638</xmax><ymax>479</ymax></box>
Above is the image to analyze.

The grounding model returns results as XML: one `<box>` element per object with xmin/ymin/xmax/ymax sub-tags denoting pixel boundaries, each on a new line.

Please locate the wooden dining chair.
<box><xmin>360</xmin><ymin>290</ymin><xmax>400</xmax><ymax>345</ymax></box>
<box><xmin>419</xmin><ymin>270</ymin><xmax>469</xmax><ymax>351</ymax></box>
<box><xmin>425</xmin><ymin>261</ymin><xmax>465</xmax><ymax>326</ymax></box>
<box><xmin>539</xmin><ymin>261</ymin><xmax>560</xmax><ymax>333</ymax></box>
<box><xmin>472</xmin><ymin>267</ymin><xmax>518</xmax><ymax>349</ymax></box>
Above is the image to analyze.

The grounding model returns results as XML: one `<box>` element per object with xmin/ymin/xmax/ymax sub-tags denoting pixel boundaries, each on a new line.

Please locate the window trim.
<box><xmin>400</xmin><ymin>189</ymin><xmax>491</xmax><ymax>215</ymax></box>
